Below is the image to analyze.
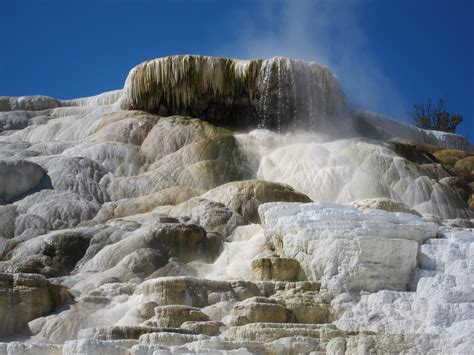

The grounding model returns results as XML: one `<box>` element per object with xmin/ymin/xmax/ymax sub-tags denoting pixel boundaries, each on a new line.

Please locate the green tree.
<box><xmin>411</xmin><ymin>97</ymin><xmax>463</xmax><ymax>133</ymax></box>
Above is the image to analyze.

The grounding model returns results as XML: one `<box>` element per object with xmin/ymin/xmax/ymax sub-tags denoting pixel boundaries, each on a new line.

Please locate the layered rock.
<box><xmin>62</xmin><ymin>339</ymin><xmax>131</xmax><ymax>355</ymax></box>
<box><xmin>138</xmin><ymin>332</ymin><xmax>209</xmax><ymax>346</ymax></box>
<box><xmin>107</xmin><ymin>124</ymin><xmax>252</xmax><ymax>200</ymax></box>
<box><xmin>230</xmin><ymin>322</ymin><xmax>344</xmax><ymax>344</ymax></box>
<box><xmin>2</xmin><ymin>229</ymin><xmax>93</xmax><ymax>277</ymax></box>
<box><xmin>259</xmin><ymin>202</ymin><xmax>439</xmax><ymax>295</ymax></box>
<box><xmin>250</xmin><ymin>257</ymin><xmax>301</xmax><ymax>281</ymax></box>
<box><xmin>92</xmin><ymin>186</ymin><xmax>202</xmax><ymax>223</ymax></box>
<box><xmin>351</xmin><ymin>197</ymin><xmax>421</xmax><ymax>216</ymax></box>
<box><xmin>145</xmin><ymin>305</ymin><xmax>209</xmax><ymax>328</ymax></box>
<box><xmin>433</xmin><ymin>149</ymin><xmax>472</xmax><ymax>167</ymax></box>
<box><xmin>0</xmin><ymin>342</ymin><xmax>62</xmax><ymax>355</ymax></box>
<box><xmin>152</xmin><ymin>198</ymin><xmax>245</xmax><ymax>238</ymax></box>
<box><xmin>356</xmin><ymin>110</ymin><xmax>472</xmax><ymax>150</ymax></box>
<box><xmin>77</xmin><ymin>326</ymin><xmax>190</xmax><ymax>341</ymax></box>
<box><xmin>0</xmin><ymin>55</ymin><xmax>473</xmax><ymax>354</ymax></box>
<box><xmin>180</xmin><ymin>321</ymin><xmax>223</xmax><ymax>336</ymax></box>
<box><xmin>0</xmin><ymin>273</ymin><xmax>69</xmax><ymax>337</ymax></box>
<box><xmin>229</xmin><ymin>297</ymin><xmax>295</xmax><ymax>325</ymax></box>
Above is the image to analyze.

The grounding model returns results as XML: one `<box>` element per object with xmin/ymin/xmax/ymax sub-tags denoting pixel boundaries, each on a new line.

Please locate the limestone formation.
<box><xmin>439</xmin><ymin>176</ymin><xmax>471</xmax><ymax>203</ymax></box>
<box><xmin>107</xmin><ymin>130</ymin><xmax>252</xmax><ymax>201</ymax></box>
<box><xmin>272</xmin><ymin>282</ymin><xmax>333</xmax><ymax>324</ymax></box>
<box><xmin>351</xmin><ymin>197</ymin><xmax>421</xmax><ymax>216</ymax></box>
<box><xmin>78</xmin><ymin>326</ymin><xmax>190</xmax><ymax>341</ymax></box>
<box><xmin>255</xmin><ymin>136</ymin><xmax>472</xmax><ymax>219</ymax></box>
<box><xmin>250</xmin><ymin>257</ymin><xmax>301</xmax><ymax>281</ymax></box>
<box><xmin>202</xmin><ymin>180</ymin><xmax>311</xmax><ymax>223</ymax></box>
<box><xmin>0</xmin><ymin>273</ymin><xmax>69</xmax><ymax>337</ymax></box>
<box><xmin>92</xmin><ymin>186</ymin><xmax>202</xmax><ymax>223</ymax></box>
<box><xmin>357</xmin><ymin>111</ymin><xmax>471</xmax><ymax>150</ymax></box>
<box><xmin>0</xmin><ymin>95</ymin><xmax>61</xmax><ymax>112</ymax></box>
<box><xmin>14</xmin><ymin>190</ymin><xmax>100</xmax><ymax>233</ymax></box>
<box><xmin>0</xmin><ymin>160</ymin><xmax>45</xmax><ymax>202</ymax></box>
<box><xmin>136</xmin><ymin>277</ymin><xmax>262</xmax><ymax>308</ymax></box>
<box><xmin>0</xmin><ymin>206</ymin><xmax>16</xmax><ymax>239</ymax></box>
<box><xmin>146</xmin><ymin>305</ymin><xmax>209</xmax><ymax>328</ymax></box>
<box><xmin>0</xmin><ymin>55</ymin><xmax>472</xmax><ymax>354</ymax></box>
<box><xmin>180</xmin><ymin>321</ymin><xmax>223</xmax><ymax>336</ymax></box>
<box><xmin>229</xmin><ymin>322</ymin><xmax>345</xmax><ymax>343</ymax></box>
<box><xmin>153</xmin><ymin>198</ymin><xmax>245</xmax><ymax>238</ymax></box>
<box><xmin>119</xmin><ymin>55</ymin><xmax>350</xmax><ymax>132</ymax></box>
<box><xmin>259</xmin><ymin>202</ymin><xmax>438</xmax><ymax>294</ymax></box>
<box><xmin>0</xmin><ymin>342</ymin><xmax>62</xmax><ymax>355</ymax></box>
<box><xmin>63</xmin><ymin>339</ymin><xmax>131</xmax><ymax>355</ymax></box>
<box><xmin>138</xmin><ymin>332</ymin><xmax>209</xmax><ymax>346</ymax></box>
<box><xmin>455</xmin><ymin>155</ymin><xmax>474</xmax><ymax>175</ymax></box>
<box><xmin>87</xmin><ymin>110</ymin><xmax>157</xmax><ymax>146</ymax></box>
<box><xmin>230</xmin><ymin>297</ymin><xmax>295</xmax><ymax>325</ymax></box>
<box><xmin>388</xmin><ymin>139</ymin><xmax>439</xmax><ymax>163</ymax></box>
<box><xmin>2</xmin><ymin>229</ymin><xmax>93</xmax><ymax>277</ymax></box>
<box><xmin>140</xmin><ymin>115</ymin><xmax>231</xmax><ymax>162</ymax></box>
<box><xmin>433</xmin><ymin>148</ymin><xmax>472</xmax><ymax>166</ymax></box>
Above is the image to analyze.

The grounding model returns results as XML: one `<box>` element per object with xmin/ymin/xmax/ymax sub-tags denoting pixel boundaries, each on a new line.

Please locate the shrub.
<box><xmin>411</xmin><ymin>97</ymin><xmax>463</xmax><ymax>133</ymax></box>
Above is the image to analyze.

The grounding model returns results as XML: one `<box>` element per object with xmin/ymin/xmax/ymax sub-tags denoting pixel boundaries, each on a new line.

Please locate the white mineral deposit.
<box><xmin>0</xmin><ymin>55</ymin><xmax>472</xmax><ymax>354</ymax></box>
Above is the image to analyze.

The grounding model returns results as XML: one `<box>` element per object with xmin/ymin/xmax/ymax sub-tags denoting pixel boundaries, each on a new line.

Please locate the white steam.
<box><xmin>223</xmin><ymin>0</ymin><xmax>407</xmax><ymax>121</ymax></box>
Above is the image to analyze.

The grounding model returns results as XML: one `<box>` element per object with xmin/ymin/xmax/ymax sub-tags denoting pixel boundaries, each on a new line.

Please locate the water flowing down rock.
<box><xmin>118</xmin><ymin>55</ymin><xmax>350</xmax><ymax>133</ymax></box>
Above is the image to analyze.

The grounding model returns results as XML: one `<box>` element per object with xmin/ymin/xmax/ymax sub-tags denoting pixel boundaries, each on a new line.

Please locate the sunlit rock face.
<box><xmin>202</xmin><ymin>180</ymin><xmax>312</xmax><ymax>223</ymax></box>
<box><xmin>118</xmin><ymin>55</ymin><xmax>350</xmax><ymax>132</ymax></box>
<box><xmin>0</xmin><ymin>55</ymin><xmax>473</xmax><ymax>353</ymax></box>
<box><xmin>258</xmin><ymin>202</ymin><xmax>438</xmax><ymax>294</ymax></box>
<box><xmin>256</xmin><ymin>202</ymin><xmax>473</xmax><ymax>353</ymax></box>
<box><xmin>335</xmin><ymin>227</ymin><xmax>474</xmax><ymax>354</ymax></box>
<box><xmin>250</xmin><ymin>134</ymin><xmax>471</xmax><ymax>219</ymax></box>
<box><xmin>355</xmin><ymin>110</ymin><xmax>472</xmax><ymax>151</ymax></box>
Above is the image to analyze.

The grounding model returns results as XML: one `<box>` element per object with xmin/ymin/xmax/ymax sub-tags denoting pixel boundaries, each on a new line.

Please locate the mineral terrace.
<box><xmin>0</xmin><ymin>55</ymin><xmax>472</xmax><ymax>354</ymax></box>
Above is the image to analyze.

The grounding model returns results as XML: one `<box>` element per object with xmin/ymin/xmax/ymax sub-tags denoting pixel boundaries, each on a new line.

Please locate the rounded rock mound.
<box><xmin>0</xmin><ymin>159</ymin><xmax>45</xmax><ymax>202</ymax></box>
<box><xmin>202</xmin><ymin>180</ymin><xmax>312</xmax><ymax>223</ymax></box>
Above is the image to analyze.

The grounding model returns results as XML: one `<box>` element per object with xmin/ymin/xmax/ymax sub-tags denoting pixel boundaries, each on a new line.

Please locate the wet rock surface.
<box><xmin>118</xmin><ymin>55</ymin><xmax>350</xmax><ymax>133</ymax></box>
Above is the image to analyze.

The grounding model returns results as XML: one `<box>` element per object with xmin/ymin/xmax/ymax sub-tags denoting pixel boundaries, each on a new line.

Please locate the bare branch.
<box><xmin>411</xmin><ymin>97</ymin><xmax>463</xmax><ymax>133</ymax></box>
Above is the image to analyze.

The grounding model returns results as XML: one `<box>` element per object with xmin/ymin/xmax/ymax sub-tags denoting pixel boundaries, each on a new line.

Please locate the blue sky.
<box><xmin>1</xmin><ymin>0</ymin><xmax>473</xmax><ymax>138</ymax></box>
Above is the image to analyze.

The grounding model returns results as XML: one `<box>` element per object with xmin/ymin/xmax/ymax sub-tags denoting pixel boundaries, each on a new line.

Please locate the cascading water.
<box><xmin>256</xmin><ymin>59</ymin><xmax>272</xmax><ymax>130</ymax></box>
<box><xmin>120</xmin><ymin>55</ymin><xmax>350</xmax><ymax>132</ymax></box>
<box><xmin>254</xmin><ymin>57</ymin><xmax>349</xmax><ymax>132</ymax></box>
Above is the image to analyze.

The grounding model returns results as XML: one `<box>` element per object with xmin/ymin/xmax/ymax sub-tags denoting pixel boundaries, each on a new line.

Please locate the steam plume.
<box><xmin>223</xmin><ymin>0</ymin><xmax>408</xmax><ymax>121</ymax></box>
